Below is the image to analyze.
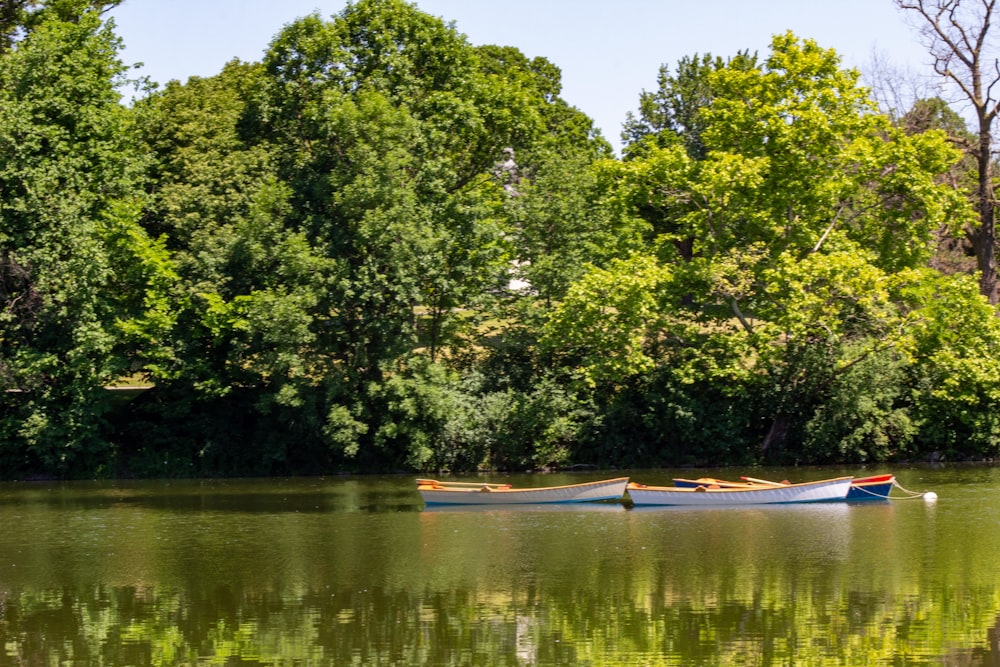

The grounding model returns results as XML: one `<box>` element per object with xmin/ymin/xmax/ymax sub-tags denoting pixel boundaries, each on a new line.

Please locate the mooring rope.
<box><xmin>850</xmin><ymin>484</ymin><xmax>894</xmax><ymax>500</ymax></box>
<box><xmin>889</xmin><ymin>480</ymin><xmax>937</xmax><ymax>500</ymax></box>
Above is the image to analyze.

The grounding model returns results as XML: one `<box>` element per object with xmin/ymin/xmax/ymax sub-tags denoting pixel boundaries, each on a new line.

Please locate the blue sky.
<box><xmin>109</xmin><ymin>1</ymin><xmax>933</xmax><ymax>148</ymax></box>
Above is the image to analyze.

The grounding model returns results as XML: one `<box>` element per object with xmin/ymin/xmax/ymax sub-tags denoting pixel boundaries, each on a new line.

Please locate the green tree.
<box><xmin>899</xmin><ymin>96</ymin><xmax>979</xmax><ymax>275</ymax></box>
<box><xmin>897</xmin><ymin>269</ymin><xmax>1000</xmax><ymax>457</ymax></box>
<box><xmin>0</xmin><ymin>3</ymin><xmax>145</xmax><ymax>474</ymax></box>
<box><xmin>129</xmin><ymin>60</ymin><xmax>332</xmax><ymax>473</ymax></box>
<box><xmin>541</xmin><ymin>254</ymin><xmax>674</xmax><ymax>388</ymax></box>
<box><xmin>474</xmin><ymin>43</ymin><xmax>623</xmax><ymax>309</ymax></box>
<box><xmin>550</xmin><ymin>34</ymin><xmax>971</xmax><ymax>462</ymax></box>
<box><xmin>131</xmin><ymin>61</ymin><xmax>297</xmax><ymax>393</ymax></box>
<box><xmin>622</xmin><ymin>51</ymin><xmax>757</xmax><ymax>159</ymax></box>
<box><xmin>122</xmin><ymin>0</ymin><xmax>620</xmax><ymax>474</ymax></box>
<box><xmin>240</xmin><ymin>0</ymin><xmax>610</xmax><ymax>466</ymax></box>
<box><xmin>0</xmin><ymin>0</ymin><xmax>121</xmax><ymax>53</ymax></box>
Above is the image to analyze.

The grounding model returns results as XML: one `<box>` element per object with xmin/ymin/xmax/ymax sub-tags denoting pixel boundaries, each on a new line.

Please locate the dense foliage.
<box><xmin>1</xmin><ymin>0</ymin><xmax>998</xmax><ymax>478</ymax></box>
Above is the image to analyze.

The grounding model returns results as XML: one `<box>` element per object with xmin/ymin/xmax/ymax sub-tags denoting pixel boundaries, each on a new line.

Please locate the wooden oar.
<box><xmin>739</xmin><ymin>476</ymin><xmax>788</xmax><ymax>486</ymax></box>
<box><xmin>416</xmin><ymin>479</ymin><xmax>511</xmax><ymax>488</ymax></box>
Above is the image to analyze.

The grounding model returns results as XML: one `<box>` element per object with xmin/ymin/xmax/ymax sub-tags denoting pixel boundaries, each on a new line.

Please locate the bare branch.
<box><xmin>896</xmin><ymin>0</ymin><xmax>1000</xmax><ymax>302</ymax></box>
<box><xmin>863</xmin><ymin>47</ymin><xmax>934</xmax><ymax>118</ymax></box>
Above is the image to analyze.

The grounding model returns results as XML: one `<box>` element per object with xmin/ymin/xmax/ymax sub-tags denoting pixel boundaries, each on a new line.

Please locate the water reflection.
<box><xmin>421</xmin><ymin>501</ymin><xmax>627</xmax><ymax>513</ymax></box>
<box><xmin>0</xmin><ymin>468</ymin><xmax>997</xmax><ymax>665</ymax></box>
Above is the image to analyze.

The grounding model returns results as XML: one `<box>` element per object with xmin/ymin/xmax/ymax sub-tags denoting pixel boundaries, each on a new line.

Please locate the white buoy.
<box><xmin>923</xmin><ymin>491</ymin><xmax>938</xmax><ymax>502</ymax></box>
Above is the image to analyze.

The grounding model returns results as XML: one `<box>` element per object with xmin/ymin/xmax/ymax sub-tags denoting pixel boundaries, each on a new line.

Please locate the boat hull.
<box><xmin>672</xmin><ymin>474</ymin><xmax>896</xmax><ymax>501</ymax></box>
<box><xmin>628</xmin><ymin>477</ymin><xmax>853</xmax><ymax>506</ymax></box>
<box><xmin>846</xmin><ymin>475</ymin><xmax>895</xmax><ymax>500</ymax></box>
<box><xmin>418</xmin><ymin>477</ymin><xmax>629</xmax><ymax>505</ymax></box>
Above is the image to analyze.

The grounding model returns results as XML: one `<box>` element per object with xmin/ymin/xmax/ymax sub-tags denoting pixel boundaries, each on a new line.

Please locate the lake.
<box><xmin>0</xmin><ymin>465</ymin><xmax>996</xmax><ymax>665</ymax></box>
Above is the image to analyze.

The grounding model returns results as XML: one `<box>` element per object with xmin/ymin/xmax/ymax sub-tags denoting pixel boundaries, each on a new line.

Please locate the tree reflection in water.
<box><xmin>0</xmin><ymin>470</ymin><xmax>998</xmax><ymax>664</ymax></box>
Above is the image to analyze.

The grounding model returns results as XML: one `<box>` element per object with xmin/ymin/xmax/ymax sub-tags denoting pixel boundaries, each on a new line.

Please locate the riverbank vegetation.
<box><xmin>2</xmin><ymin>0</ymin><xmax>999</xmax><ymax>479</ymax></box>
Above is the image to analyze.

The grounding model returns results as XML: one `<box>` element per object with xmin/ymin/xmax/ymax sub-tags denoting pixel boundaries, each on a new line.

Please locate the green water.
<box><xmin>0</xmin><ymin>466</ymin><xmax>995</xmax><ymax>665</ymax></box>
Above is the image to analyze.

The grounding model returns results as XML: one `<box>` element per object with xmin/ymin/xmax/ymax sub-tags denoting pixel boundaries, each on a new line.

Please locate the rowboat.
<box><xmin>672</xmin><ymin>474</ymin><xmax>896</xmax><ymax>501</ymax></box>
<box><xmin>417</xmin><ymin>477</ymin><xmax>630</xmax><ymax>505</ymax></box>
<box><xmin>627</xmin><ymin>476</ymin><xmax>853</xmax><ymax>506</ymax></box>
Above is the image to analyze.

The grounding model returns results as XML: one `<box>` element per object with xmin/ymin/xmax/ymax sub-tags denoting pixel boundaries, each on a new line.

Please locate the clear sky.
<box><xmin>108</xmin><ymin>1</ymin><xmax>934</xmax><ymax>149</ymax></box>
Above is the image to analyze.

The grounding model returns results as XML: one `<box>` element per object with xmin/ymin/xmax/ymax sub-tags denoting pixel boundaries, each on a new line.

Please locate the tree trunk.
<box><xmin>760</xmin><ymin>413</ymin><xmax>790</xmax><ymax>454</ymax></box>
<box><xmin>974</xmin><ymin>122</ymin><xmax>998</xmax><ymax>304</ymax></box>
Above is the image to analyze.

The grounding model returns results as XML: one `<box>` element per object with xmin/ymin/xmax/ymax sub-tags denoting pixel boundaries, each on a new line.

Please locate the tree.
<box><xmin>129</xmin><ymin>60</ymin><xmax>334</xmax><ymax>473</ymax></box>
<box><xmin>502</xmin><ymin>152</ymin><xmax>622</xmax><ymax>307</ymax></box>
<box><xmin>474</xmin><ymin>43</ymin><xmax>621</xmax><ymax>307</ymax></box>
<box><xmin>0</xmin><ymin>3</ymin><xmax>146</xmax><ymax>474</ymax></box>
<box><xmin>863</xmin><ymin>46</ymin><xmax>933</xmax><ymax>121</ymax></box>
<box><xmin>898</xmin><ymin>97</ymin><xmax>980</xmax><ymax>275</ymax></box>
<box><xmin>553</xmin><ymin>34</ymin><xmax>971</xmax><ymax>461</ymax></box>
<box><xmin>1</xmin><ymin>0</ymin><xmax>121</xmax><ymax>53</ymax></box>
<box><xmin>119</xmin><ymin>0</ymin><xmax>625</xmax><ymax>473</ymax></box>
<box><xmin>622</xmin><ymin>51</ymin><xmax>757</xmax><ymax>159</ymax></box>
<box><xmin>896</xmin><ymin>269</ymin><xmax>1000</xmax><ymax>457</ymax></box>
<box><xmin>131</xmin><ymin>60</ymin><xmax>288</xmax><ymax>393</ymax></box>
<box><xmin>225</xmin><ymin>0</ymin><xmax>573</xmax><ymax>466</ymax></box>
<box><xmin>896</xmin><ymin>0</ymin><xmax>1000</xmax><ymax>302</ymax></box>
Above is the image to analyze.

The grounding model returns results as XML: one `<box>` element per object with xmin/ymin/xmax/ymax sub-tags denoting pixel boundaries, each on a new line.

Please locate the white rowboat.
<box><xmin>417</xmin><ymin>477</ymin><xmax>629</xmax><ymax>505</ymax></box>
<box><xmin>672</xmin><ymin>474</ymin><xmax>897</xmax><ymax>501</ymax></box>
<box><xmin>627</xmin><ymin>476</ymin><xmax>853</xmax><ymax>506</ymax></box>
